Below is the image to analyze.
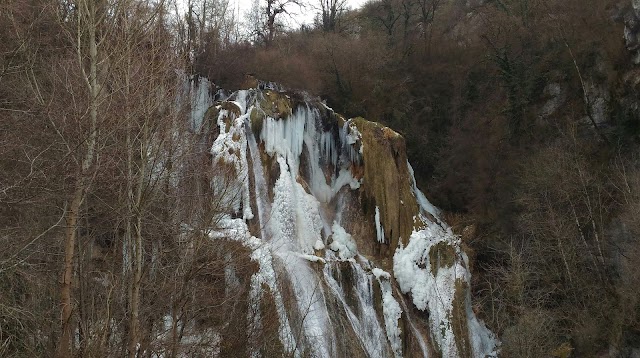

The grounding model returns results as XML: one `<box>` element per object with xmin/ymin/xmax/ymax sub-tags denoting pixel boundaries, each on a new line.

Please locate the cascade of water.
<box><xmin>271</xmin><ymin>159</ymin><xmax>335</xmax><ymax>355</ymax></box>
<box><xmin>246</xmin><ymin>237</ymin><xmax>299</xmax><ymax>358</ymax></box>
<box><xmin>351</xmin><ymin>261</ymin><xmax>393</xmax><ymax>357</ymax></box>
<box><xmin>239</xmin><ymin>170</ymin><xmax>301</xmax><ymax>358</ymax></box>
<box><xmin>322</xmin><ymin>256</ymin><xmax>391</xmax><ymax>358</ymax></box>
<box><xmin>372</xmin><ymin>268</ymin><xmax>403</xmax><ymax>358</ymax></box>
<box><xmin>279</xmin><ymin>252</ymin><xmax>336</xmax><ymax>357</ymax></box>
<box><xmin>259</xmin><ymin>106</ymin><xmax>336</xmax><ymax>356</ymax></box>
<box><xmin>407</xmin><ymin>162</ymin><xmax>441</xmax><ymax>220</ymax></box>
<box><xmin>396</xmin><ymin>288</ymin><xmax>430</xmax><ymax>358</ymax></box>
<box><xmin>233</xmin><ymin>90</ymin><xmax>249</xmax><ymax>114</ymax></box>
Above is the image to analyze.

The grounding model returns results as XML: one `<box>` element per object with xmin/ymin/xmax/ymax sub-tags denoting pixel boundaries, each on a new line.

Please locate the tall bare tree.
<box><xmin>56</xmin><ymin>0</ymin><xmax>105</xmax><ymax>355</ymax></box>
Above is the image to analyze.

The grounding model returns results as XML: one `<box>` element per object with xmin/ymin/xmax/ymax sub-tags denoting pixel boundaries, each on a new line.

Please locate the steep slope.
<box><xmin>197</xmin><ymin>78</ymin><xmax>498</xmax><ymax>357</ymax></box>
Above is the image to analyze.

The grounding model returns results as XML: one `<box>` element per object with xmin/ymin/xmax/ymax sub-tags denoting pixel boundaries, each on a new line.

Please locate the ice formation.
<box><xmin>328</xmin><ymin>221</ymin><xmax>357</xmax><ymax>260</ymax></box>
<box><xmin>323</xmin><ymin>256</ymin><xmax>390</xmax><ymax>357</ymax></box>
<box><xmin>375</xmin><ymin>206</ymin><xmax>385</xmax><ymax>244</ymax></box>
<box><xmin>373</xmin><ymin>268</ymin><xmax>403</xmax><ymax>358</ymax></box>
<box><xmin>408</xmin><ymin>162</ymin><xmax>441</xmax><ymax>219</ymax></box>
<box><xmin>190</xmin><ymin>76</ymin><xmax>213</xmax><ymax>132</ymax></box>
<box><xmin>393</xmin><ymin>226</ymin><xmax>498</xmax><ymax>357</ymax></box>
<box><xmin>210</xmin><ymin>108</ymin><xmax>253</xmax><ymax>220</ymax></box>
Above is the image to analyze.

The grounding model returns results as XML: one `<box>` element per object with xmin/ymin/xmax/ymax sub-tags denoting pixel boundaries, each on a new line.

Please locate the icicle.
<box><xmin>260</xmin><ymin>108</ymin><xmax>306</xmax><ymax>172</ymax></box>
<box><xmin>338</xmin><ymin>119</ymin><xmax>363</xmax><ymax>166</ymax></box>
<box><xmin>375</xmin><ymin>206</ymin><xmax>385</xmax><ymax>244</ymax></box>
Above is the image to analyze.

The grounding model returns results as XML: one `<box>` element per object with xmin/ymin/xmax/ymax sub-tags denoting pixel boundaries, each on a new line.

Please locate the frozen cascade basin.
<box><xmin>203</xmin><ymin>84</ymin><xmax>499</xmax><ymax>357</ymax></box>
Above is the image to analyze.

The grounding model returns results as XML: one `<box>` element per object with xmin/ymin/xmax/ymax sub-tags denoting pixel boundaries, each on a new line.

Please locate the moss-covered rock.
<box><xmin>451</xmin><ymin>279</ymin><xmax>473</xmax><ymax>358</ymax></box>
<box><xmin>250</xmin><ymin>107</ymin><xmax>264</xmax><ymax>138</ymax></box>
<box><xmin>220</xmin><ymin>101</ymin><xmax>241</xmax><ymax>117</ymax></box>
<box><xmin>209</xmin><ymin>101</ymin><xmax>241</xmax><ymax>134</ymax></box>
<box><xmin>352</xmin><ymin>117</ymin><xmax>420</xmax><ymax>250</ymax></box>
<box><xmin>204</xmin><ymin>105</ymin><xmax>220</xmax><ymax>127</ymax></box>
<box><xmin>429</xmin><ymin>241</ymin><xmax>456</xmax><ymax>276</ymax></box>
<box><xmin>259</xmin><ymin>90</ymin><xmax>293</xmax><ymax>119</ymax></box>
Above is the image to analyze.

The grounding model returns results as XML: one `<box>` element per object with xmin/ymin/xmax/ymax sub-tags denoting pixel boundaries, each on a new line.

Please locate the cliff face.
<box><xmin>198</xmin><ymin>79</ymin><xmax>498</xmax><ymax>357</ymax></box>
<box><xmin>625</xmin><ymin>0</ymin><xmax>640</xmax><ymax>64</ymax></box>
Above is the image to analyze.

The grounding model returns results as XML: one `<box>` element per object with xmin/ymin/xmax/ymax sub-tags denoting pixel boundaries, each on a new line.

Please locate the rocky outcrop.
<box><xmin>352</xmin><ymin>118</ymin><xmax>421</xmax><ymax>252</ymax></box>
<box><xmin>625</xmin><ymin>0</ymin><xmax>640</xmax><ymax>64</ymax></box>
<box><xmin>197</xmin><ymin>78</ymin><xmax>498</xmax><ymax>357</ymax></box>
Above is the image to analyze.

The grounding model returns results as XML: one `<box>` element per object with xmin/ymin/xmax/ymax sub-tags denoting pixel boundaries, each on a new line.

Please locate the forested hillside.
<box><xmin>2</xmin><ymin>0</ymin><xmax>640</xmax><ymax>356</ymax></box>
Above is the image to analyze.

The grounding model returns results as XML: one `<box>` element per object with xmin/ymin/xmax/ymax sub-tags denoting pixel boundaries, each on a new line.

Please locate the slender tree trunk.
<box><xmin>128</xmin><ymin>125</ymin><xmax>146</xmax><ymax>358</ymax></box>
<box><xmin>125</xmin><ymin>49</ymin><xmax>138</xmax><ymax>358</ymax></box>
<box><xmin>58</xmin><ymin>1</ymin><xmax>99</xmax><ymax>356</ymax></box>
<box><xmin>58</xmin><ymin>184</ymin><xmax>84</xmax><ymax>358</ymax></box>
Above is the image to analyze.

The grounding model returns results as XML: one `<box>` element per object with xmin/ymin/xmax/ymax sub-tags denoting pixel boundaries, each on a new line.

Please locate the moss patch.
<box><xmin>551</xmin><ymin>342</ymin><xmax>574</xmax><ymax>358</ymax></box>
<box><xmin>259</xmin><ymin>90</ymin><xmax>292</xmax><ymax>119</ymax></box>
<box><xmin>221</xmin><ymin>101</ymin><xmax>241</xmax><ymax>117</ymax></box>
<box><xmin>204</xmin><ymin>106</ymin><xmax>220</xmax><ymax>129</ymax></box>
<box><xmin>250</xmin><ymin>107</ymin><xmax>264</xmax><ymax>138</ymax></box>
<box><xmin>451</xmin><ymin>279</ymin><xmax>472</xmax><ymax>358</ymax></box>
<box><xmin>429</xmin><ymin>241</ymin><xmax>456</xmax><ymax>276</ymax></box>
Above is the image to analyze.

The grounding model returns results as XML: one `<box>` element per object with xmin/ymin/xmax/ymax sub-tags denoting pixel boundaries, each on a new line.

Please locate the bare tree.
<box><xmin>248</xmin><ymin>0</ymin><xmax>304</xmax><ymax>45</ymax></box>
<box><xmin>317</xmin><ymin>0</ymin><xmax>347</xmax><ymax>32</ymax></box>
<box><xmin>56</xmin><ymin>1</ymin><xmax>105</xmax><ymax>355</ymax></box>
<box><xmin>175</xmin><ymin>0</ymin><xmax>237</xmax><ymax>73</ymax></box>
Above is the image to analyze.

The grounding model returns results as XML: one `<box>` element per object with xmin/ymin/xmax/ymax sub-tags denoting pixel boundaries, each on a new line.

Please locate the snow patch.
<box><xmin>372</xmin><ymin>267</ymin><xmax>391</xmax><ymax>280</ymax></box>
<box><xmin>298</xmin><ymin>253</ymin><xmax>326</xmax><ymax>264</ymax></box>
<box><xmin>329</xmin><ymin>221</ymin><xmax>357</xmax><ymax>260</ymax></box>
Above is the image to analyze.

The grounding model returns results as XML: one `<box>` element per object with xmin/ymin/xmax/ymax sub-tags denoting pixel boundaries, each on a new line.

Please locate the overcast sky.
<box><xmin>236</xmin><ymin>0</ymin><xmax>369</xmax><ymax>27</ymax></box>
<box><xmin>177</xmin><ymin>0</ymin><xmax>369</xmax><ymax>30</ymax></box>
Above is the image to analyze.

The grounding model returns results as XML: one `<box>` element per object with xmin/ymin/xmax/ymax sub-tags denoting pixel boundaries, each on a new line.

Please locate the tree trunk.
<box><xmin>57</xmin><ymin>184</ymin><xmax>84</xmax><ymax>358</ymax></box>
<box><xmin>57</xmin><ymin>1</ymin><xmax>99</xmax><ymax>355</ymax></box>
<box><xmin>128</xmin><ymin>129</ymin><xmax>146</xmax><ymax>358</ymax></box>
